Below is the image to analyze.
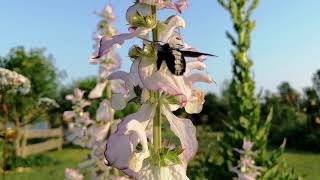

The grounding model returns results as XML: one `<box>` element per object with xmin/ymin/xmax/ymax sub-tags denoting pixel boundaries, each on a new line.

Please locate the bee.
<box><xmin>155</xmin><ymin>42</ymin><xmax>215</xmax><ymax>75</ymax></box>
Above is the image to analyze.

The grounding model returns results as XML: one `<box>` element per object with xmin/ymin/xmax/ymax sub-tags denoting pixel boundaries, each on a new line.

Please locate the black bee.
<box><xmin>155</xmin><ymin>43</ymin><xmax>215</xmax><ymax>75</ymax></box>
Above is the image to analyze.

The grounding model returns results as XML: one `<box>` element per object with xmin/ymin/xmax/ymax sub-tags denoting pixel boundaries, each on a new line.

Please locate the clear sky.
<box><xmin>0</xmin><ymin>0</ymin><xmax>319</xmax><ymax>94</ymax></box>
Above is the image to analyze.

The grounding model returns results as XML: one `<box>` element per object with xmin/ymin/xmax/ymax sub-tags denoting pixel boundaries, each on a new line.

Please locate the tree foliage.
<box><xmin>0</xmin><ymin>46</ymin><xmax>62</xmax><ymax>126</ymax></box>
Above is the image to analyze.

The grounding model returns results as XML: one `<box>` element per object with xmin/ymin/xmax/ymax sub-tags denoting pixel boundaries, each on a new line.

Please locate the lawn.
<box><xmin>284</xmin><ymin>150</ymin><xmax>320</xmax><ymax>180</ymax></box>
<box><xmin>5</xmin><ymin>148</ymin><xmax>90</xmax><ymax>180</ymax></box>
<box><xmin>3</xmin><ymin>147</ymin><xmax>320</xmax><ymax>180</ymax></box>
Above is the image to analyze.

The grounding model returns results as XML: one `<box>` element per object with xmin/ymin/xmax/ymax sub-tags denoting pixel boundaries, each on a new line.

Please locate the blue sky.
<box><xmin>0</xmin><ymin>0</ymin><xmax>319</xmax><ymax>94</ymax></box>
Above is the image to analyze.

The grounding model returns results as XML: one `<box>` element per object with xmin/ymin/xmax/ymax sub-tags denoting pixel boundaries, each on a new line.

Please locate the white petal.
<box><xmin>96</xmin><ymin>100</ymin><xmax>113</xmax><ymax>122</ymax></box>
<box><xmin>185</xmin><ymin>60</ymin><xmax>207</xmax><ymax>74</ymax></box>
<box><xmin>159</xmin><ymin>16</ymin><xmax>186</xmax><ymax>43</ymax></box>
<box><xmin>161</xmin><ymin>105</ymin><xmax>198</xmax><ymax>167</ymax></box>
<box><xmin>185</xmin><ymin>90</ymin><xmax>205</xmax><ymax>114</ymax></box>
<box><xmin>92</xmin><ymin>27</ymin><xmax>151</xmax><ymax>59</ymax></box>
<box><xmin>137</xmin><ymin>162</ymin><xmax>189</xmax><ymax>180</ymax></box>
<box><xmin>111</xmin><ymin>94</ymin><xmax>128</xmax><ymax>110</ymax></box>
<box><xmin>89</xmin><ymin>81</ymin><xmax>107</xmax><ymax>99</ymax></box>
<box><xmin>185</xmin><ymin>73</ymin><xmax>213</xmax><ymax>86</ymax></box>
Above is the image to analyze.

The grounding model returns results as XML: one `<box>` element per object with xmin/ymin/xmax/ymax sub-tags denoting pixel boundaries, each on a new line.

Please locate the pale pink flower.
<box><xmin>232</xmin><ymin>139</ymin><xmax>262</xmax><ymax>180</ymax></box>
<box><xmin>104</xmin><ymin>103</ymin><xmax>197</xmax><ymax>178</ymax></box>
<box><xmin>243</xmin><ymin>139</ymin><xmax>253</xmax><ymax>151</ymax></box>
<box><xmin>139</xmin><ymin>0</ymin><xmax>189</xmax><ymax>13</ymax></box>
<box><xmin>65</xmin><ymin>168</ymin><xmax>83</xmax><ymax>180</ymax></box>
<box><xmin>65</xmin><ymin>88</ymin><xmax>91</xmax><ymax>108</ymax></box>
<box><xmin>101</xmin><ymin>3</ymin><xmax>212</xmax><ymax>179</ymax></box>
<box><xmin>96</xmin><ymin>100</ymin><xmax>113</xmax><ymax>122</ymax></box>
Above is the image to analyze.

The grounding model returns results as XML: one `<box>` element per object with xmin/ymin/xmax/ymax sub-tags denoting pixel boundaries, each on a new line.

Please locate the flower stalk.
<box><xmin>151</xmin><ymin>5</ymin><xmax>162</xmax><ymax>160</ymax></box>
<box><xmin>100</xmin><ymin>1</ymin><xmax>212</xmax><ymax>179</ymax></box>
<box><xmin>151</xmin><ymin>5</ymin><xmax>158</xmax><ymax>42</ymax></box>
<box><xmin>153</xmin><ymin>93</ymin><xmax>162</xmax><ymax>153</ymax></box>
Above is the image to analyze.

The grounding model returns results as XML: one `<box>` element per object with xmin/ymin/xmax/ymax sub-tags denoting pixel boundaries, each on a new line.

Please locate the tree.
<box><xmin>278</xmin><ymin>82</ymin><xmax>300</xmax><ymax>106</ymax></box>
<box><xmin>0</xmin><ymin>46</ymin><xmax>62</xmax><ymax>127</ymax></box>
<box><xmin>0</xmin><ymin>47</ymin><xmax>61</xmax><ymax>98</ymax></box>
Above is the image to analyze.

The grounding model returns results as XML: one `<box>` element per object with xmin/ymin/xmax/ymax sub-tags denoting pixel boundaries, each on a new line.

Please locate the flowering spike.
<box><xmin>101</xmin><ymin>1</ymin><xmax>213</xmax><ymax>179</ymax></box>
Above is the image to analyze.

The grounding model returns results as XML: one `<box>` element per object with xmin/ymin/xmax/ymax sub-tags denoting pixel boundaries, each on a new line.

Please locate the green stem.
<box><xmin>151</xmin><ymin>6</ymin><xmax>158</xmax><ymax>42</ymax></box>
<box><xmin>151</xmin><ymin>5</ymin><xmax>161</xmax><ymax>154</ymax></box>
<box><xmin>153</xmin><ymin>94</ymin><xmax>162</xmax><ymax>151</ymax></box>
<box><xmin>2</xmin><ymin>103</ymin><xmax>8</xmax><ymax>180</ymax></box>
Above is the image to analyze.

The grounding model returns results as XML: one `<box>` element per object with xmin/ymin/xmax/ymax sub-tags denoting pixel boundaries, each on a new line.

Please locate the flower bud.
<box><xmin>126</xmin><ymin>3</ymin><xmax>156</xmax><ymax>28</ymax></box>
<box><xmin>128</xmin><ymin>45</ymin><xmax>142</xmax><ymax>59</ymax></box>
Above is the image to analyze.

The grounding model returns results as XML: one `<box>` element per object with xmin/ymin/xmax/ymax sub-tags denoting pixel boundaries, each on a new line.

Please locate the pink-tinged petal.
<box><xmin>161</xmin><ymin>105</ymin><xmax>198</xmax><ymax>167</ymax></box>
<box><xmin>107</xmin><ymin>50</ymin><xmax>122</xmax><ymax>71</ymax></box>
<box><xmin>96</xmin><ymin>100</ymin><xmax>112</xmax><ymax>122</ymax></box>
<box><xmin>130</xmin><ymin>59</ymin><xmax>144</xmax><ymax>87</ymax></box>
<box><xmin>95</xmin><ymin>51</ymin><xmax>122</xmax><ymax>77</ymax></box>
<box><xmin>89</xmin><ymin>81</ymin><xmax>107</xmax><ymax>99</ymax></box>
<box><xmin>80</xmin><ymin>100</ymin><xmax>91</xmax><ymax>108</ymax></box>
<box><xmin>74</xmin><ymin>88</ymin><xmax>84</xmax><ymax>99</ymax></box>
<box><xmin>110</xmin><ymin>80</ymin><xmax>127</xmax><ymax>94</ymax></box>
<box><xmin>92</xmin><ymin>27</ymin><xmax>151</xmax><ymax>59</ymax></box>
<box><xmin>141</xmin><ymin>89</ymin><xmax>150</xmax><ymax>104</ymax></box>
<box><xmin>109</xmin><ymin>71</ymin><xmax>134</xmax><ymax>86</ymax></box>
<box><xmin>145</xmin><ymin>70</ymin><xmax>182</xmax><ymax>97</ymax></box>
<box><xmin>96</xmin><ymin>4</ymin><xmax>117</xmax><ymax>22</ymax></box>
<box><xmin>105</xmin><ymin>133</ymin><xmax>133</xmax><ymax>169</ymax></box>
<box><xmin>109</xmin><ymin>71</ymin><xmax>138</xmax><ymax>94</ymax></box>
<box><xmin>111</xmin><ymin>93</ymin><xmax>128</xmax><ymax>110</ymax></box>
<box><xmin>185</xmin><ymin>73</ymin><xmax>213</xmax><ymax>86</ymax></box>
<box><xmin>121</xmin><ymin>103</ymin><xmax>156</xmax><ymax>130</ymax></box>
<box><xmin>109</xmin><ymin>71</ymin><xmax>137</xmax><ymax>109</ymax></box>
<box><xmin>159</xmin><ymin>16</ymin><xmax>186</xmax><ymax>43</ymax></box>
<box><xmin>139</xmin><ymin>0</ymin><xmax>188</xmax><ymax>13</ymax></box>
<box><xmin>185</xmin><ymin>90</ymin><xmax>205</xmax><ymax>114</ymax></box>
<box><xmin>79</xmin><ymin>112</ymin><xmax>92</xmax><ymax>126</ymax></box>
<box><xmin>65</xmin><ymin>168</ymin><xmax>83</xmax><ymax>180</ymax></box>
<box><xmin>63</xmin><ymin>111</ymin><xmax>75</xmax><ymax>120</ymax></box>
<box><xmin>185</xmin><ymin>60</ymin><xmax>207</xmax><ymax>73</ymax></box>
<box><xmin>65</xmin><ymin>95</ymin><xmax>75</xmax><ymax>102</ymax></box>
<box><xmin>90</xmin><ymin>123</ymin><xmax>112</xmax><ymax>143</ymax></box>
<box><xmin>105</xmin><ymin>120</ymin><xmax>150</xmax><ymax>176</ymax></box>
<box><xmin>167</xmin><ymin>31</ymin><xmax>185</xmax><ymax>49</ymax></box>
<box><xmin>124</xmin><ymin>120</ymin><xmax>150</xmax><ymax>172</ymax></box>
<box><xmin>243</xmin><ymin>139</ymin><xmax>253</xmax><ymax>150</ymax></box>
<box><xmin>137</xmin><ymin>57</ymin><xmax>158</xmax><ymax>85</ymax></box>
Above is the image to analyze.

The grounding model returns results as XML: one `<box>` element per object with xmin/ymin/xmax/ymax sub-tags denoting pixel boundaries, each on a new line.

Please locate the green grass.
<box><xmin>5</xmin><ymin>147</ymin><xmax>89</xmax><ymax>180</ymax></box>
<box><xmin>284</xmin><ymin>150</ymin><xmax>320</xmax><ymax>180</ymax></box>
<box><xmin>2</xmin><ymin>147</ymin><xmax>320</xmax><ymax>180</ymax></box>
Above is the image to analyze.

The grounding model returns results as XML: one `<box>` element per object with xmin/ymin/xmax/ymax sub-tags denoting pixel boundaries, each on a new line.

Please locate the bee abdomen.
<box><xmin>172</xmin><ymin>50</ymin><xmax>186</xmax><ymax>75</ymax></box>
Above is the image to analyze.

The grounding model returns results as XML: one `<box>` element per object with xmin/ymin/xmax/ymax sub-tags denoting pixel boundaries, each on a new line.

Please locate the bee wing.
<box><xmin>180</xmin><ymin>50</ymin><xmax>217</xmax><ymax>58</ymax></box>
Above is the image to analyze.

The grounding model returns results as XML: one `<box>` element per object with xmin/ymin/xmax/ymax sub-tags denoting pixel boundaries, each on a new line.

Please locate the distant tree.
<box><xmin>278</xmin><ymin>82</ymin><xmax>300</xmax><ymax>106</ymax></box>
<box><xmin>312</xmin><ymin>69</ymin><xmax>320</xmax><ymax>97</ymax></box>
<box><xmin>303</xmin><ymin>87</ymin><xmax>320</xmax><ymax>130</ymax></box>
<box><xmin>0</xmin><ymin>47</ymin><xmax>62</xmax><ymax>99</ymax></box>
<box><xmin>0</xmin><ymin>47</ymin><xmax>62</xmax><ymax>127</ymax></box>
